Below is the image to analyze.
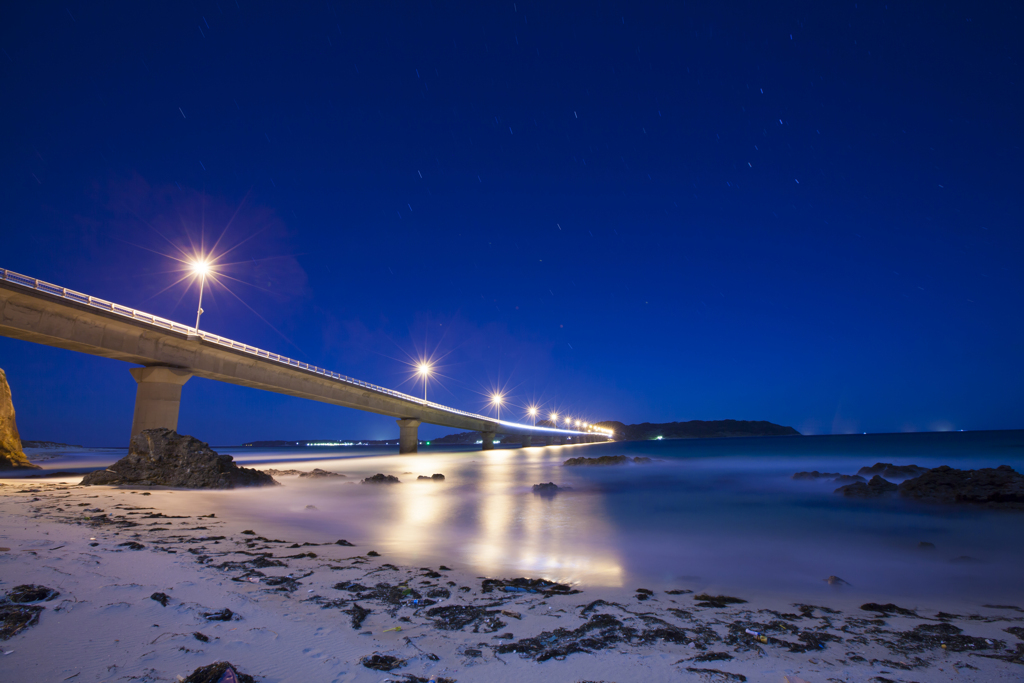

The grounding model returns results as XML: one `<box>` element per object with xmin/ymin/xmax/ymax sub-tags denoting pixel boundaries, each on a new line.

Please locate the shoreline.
<box><xmin>2</xmin><ymin>477</ymin><xmax>1023</xmax><ymax>682</ymax></box>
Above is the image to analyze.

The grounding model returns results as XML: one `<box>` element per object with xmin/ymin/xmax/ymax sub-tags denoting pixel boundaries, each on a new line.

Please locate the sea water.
<box><xmin>21</xmin><ymin>430</ymin><xmax>1024</xmax><ymax>603</ymax></box>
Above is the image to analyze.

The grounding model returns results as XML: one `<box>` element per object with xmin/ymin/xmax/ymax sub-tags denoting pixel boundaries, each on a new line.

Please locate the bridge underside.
<box><xmin>0</xmin><ymin>282</ymin><xmax>608</xmax><ymax>451</ymax></box>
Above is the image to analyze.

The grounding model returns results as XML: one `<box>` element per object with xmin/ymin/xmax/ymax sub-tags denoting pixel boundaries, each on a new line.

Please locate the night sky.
<box><xmin>1</xmin><ymin>2</ymin><xmax>1021</xmax><ymax>446</ymax></box>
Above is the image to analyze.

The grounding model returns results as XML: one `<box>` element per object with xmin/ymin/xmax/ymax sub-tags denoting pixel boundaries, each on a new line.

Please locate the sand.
<box><xmin>1</xmin><ymin>476</ymin><xmax>1023</xmax><ymax>682</ymax></box>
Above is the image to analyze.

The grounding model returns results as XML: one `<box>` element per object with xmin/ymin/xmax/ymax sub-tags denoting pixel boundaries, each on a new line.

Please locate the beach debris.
<box><xmin>0</xmin><ymin>604</ymin><xmax>43</xmax><ymax>640</ymax></box>
<box><xmin>860</xmin><ymin>603</ymin><xmax>918</xmax><ymax>617</ymax></box>
<box><xmin>427</xmin><ymin>587</ymin><xmax>451</xmax><ymax>599</ymax></box>
<box><xmin>691</xmin><ymin>651</ymin><xmax>733</xmax><ymax>662</ymax></box>
<box><xmin>426</xmin><ymin>604</ymin><xmax>507</xmax><ymax>632</ymax></box>
<box><xmin>563</xmin><ymin>455</ymin><xmax>651</xmax><ymax>466</ymax></box>
<box><xmin>118</xmin><ymin>541</ymin><xmax>145</xmax><ymax>550</ymax></box>
<box><xmin>193</xmin><ymin>632</ymin><xmax>210</xmax><ymax>642</ymax></box>
<box><xmin>202</xmin><ymin>608</ymin><xmax>235</xmax><ymax>621</ymax></box>
<box><xmin>886</xmin><ymin>621</ymin><xmax>1001</xmax><ymax>654</ymax></box>
<box><xmin>744</xmin><ymin>628</ymin><xmax>768</xmax><ymax>643</ymax></box>
<box><xmin>825</xmin><ymin>576</ymin><xmax>849</xmax><ymax>585</ymax></box>
<box><xmin>181</xmin><ymin>661</ymin><xmax>255</xmax><ymax>683</ymax></box>
<box><xmin>360</xmin><ymin>653</ymin><xmax>405</xmax><ymax>671</ymax></box>
<box><xmin>346</xmin><ymin>603</ymin><xmax>371</xmax><ymax>629</ymax></box>
<box><xmin>501</xmin><ymin>610</ymin><xmax>522</xmax><ymax>620</ymax></box>
<box><xmin>683</xmin><ymin>668</ymin><xmax>746</xmax><ymax>681</ymax></box>
<box><xmin>693</xmin><ymin>594</ymin><xmax>747</xmax><ymax>608</ymax></box>
<box><xmin>417</xmin><ymin>473</ymin><xmax>445</xmax><ymax>481</ymax></box>
<box><xmin>835</xmin><ymin>475</ymin><xmax>898</xmax><ymax>498</ymax></box>
<box><xmin>150</xmin><ymin>592</ymin><xmax>170</xmax><ymax>607</ymax></box>
<box><xmin>80</xmin><ymin>428</ymin><xmax>277</xmax><ymax>489</ymax></box>
<box><xmin>383</xmin><ymin>626</ymin><xmax>402</xmax><ymax>632</ymax></box>
<box><xmin>481</xmin><ymin>577</ymin><xmax>580</xmax><ymax>596</ymax></box>
<box><xmin>496</xmin><ymin>613</ymin><xmax>631</xmax><ymax>661</ymax></box>
<box><xmin>6</xmin><ymin>585</ymin><xmax>60</xmax><ymax>603</ymax></box>
<box><xmin>362</xmin><ymin>473</ymin><xmax>401</xmax><ymax>484</ymax></box>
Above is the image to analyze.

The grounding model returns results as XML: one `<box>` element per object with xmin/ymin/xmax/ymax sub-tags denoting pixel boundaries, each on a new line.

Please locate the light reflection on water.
<box><xmin>22</xmin><ymin>431</ymin><xmax>1024</xmax><ymax>601</ymax></box>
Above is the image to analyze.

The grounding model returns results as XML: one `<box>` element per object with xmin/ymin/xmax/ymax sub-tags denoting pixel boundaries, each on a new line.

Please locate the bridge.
<box><xmin>0</xmin><ymin>268</ymin><xmax>610</xmax><ymax>452</ymax></box>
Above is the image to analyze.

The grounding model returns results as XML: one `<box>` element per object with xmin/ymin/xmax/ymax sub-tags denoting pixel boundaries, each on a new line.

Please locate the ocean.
<box><xmin>21</xmin><ymin>430</ymin><xmax>1024</xmax><ymax>604</ymax></box>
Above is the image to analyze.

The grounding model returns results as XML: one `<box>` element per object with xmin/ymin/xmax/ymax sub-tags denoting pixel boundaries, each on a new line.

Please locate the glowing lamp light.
<box><xmin>417</xmin><ymin>363</ymin><xmax>432</xmax><ymax>376</ymax></box>
<box><xmin>191</xmin><ymin>260</ymin><xmax>210</xmax><ymax>276</ymax></box>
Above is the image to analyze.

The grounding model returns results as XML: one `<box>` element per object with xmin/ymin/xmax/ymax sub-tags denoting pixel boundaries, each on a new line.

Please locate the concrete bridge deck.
<box><xmin>0</xmin><ymin>269</ymin><xmax>607</xmax><ymax>451</ymax></box>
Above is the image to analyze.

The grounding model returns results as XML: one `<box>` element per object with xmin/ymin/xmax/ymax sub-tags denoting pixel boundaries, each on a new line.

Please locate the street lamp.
<box><xmin>191</xmin><ymin>259</ymin><xmax>211</xmax><ymax>331</ymax></box>
<box><xmin>527</xmin><ymin>405</ymin><xmax>538</xmax><ymax>426</ymax></box>
<box><xmin>491</xmin><ymin>393</ymin><xmax>503</xmax><ymax>422</ymax></box>
<box><xmin>417</xmin><ymin>363</ymin><xmax>431</xmax><ymax>402</ymax></box>
<box><xmin>549</xmin><ymin>412</ymin><xmax>558</xmax><ymax>427</ymax></box>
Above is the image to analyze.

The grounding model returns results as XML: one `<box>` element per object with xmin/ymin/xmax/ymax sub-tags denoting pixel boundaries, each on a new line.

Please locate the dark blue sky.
<box><xmin>1</xmin><ymin>1</ymin><xmax>1021</xmax><ymax>445</ymax></box>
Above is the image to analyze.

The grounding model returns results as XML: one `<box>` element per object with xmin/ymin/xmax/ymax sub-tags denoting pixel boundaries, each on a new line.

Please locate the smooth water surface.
<box><xmin>18</xmin><ymin>431</ymin><xmax>1024</xmax><ymax>602</ymax></box>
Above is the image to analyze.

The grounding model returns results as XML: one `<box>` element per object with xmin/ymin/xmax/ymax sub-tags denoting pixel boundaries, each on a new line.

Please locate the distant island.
<box><xmin>241</xmin><ymin>420</ymin><xmax>799</xmax><ymax>448</ymax></box>
<box><xmin>22</xmin><ymin>440</ymin><xmax>85</xmax><ymax>449</ymax></box>
<box><xmin>593</xmin><ymin>419</ymin><xmax>800</xmax><ymax>440</ymax></box>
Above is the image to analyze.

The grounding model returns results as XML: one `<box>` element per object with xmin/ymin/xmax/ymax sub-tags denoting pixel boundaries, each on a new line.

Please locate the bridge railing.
<box><xmin>1</xmin><ymin>268</ymin><xmax>604</xmax><ymax>436</ymax></box>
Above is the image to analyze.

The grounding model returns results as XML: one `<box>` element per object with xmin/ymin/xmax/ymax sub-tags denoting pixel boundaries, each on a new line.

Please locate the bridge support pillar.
<box><xmin>481</xmin><ymin>430</ymin><xmax>495</xmax><ymax>450</ymax></box>
<box><xmin>129</xmin><ymin>366</ymin><xmax>193</xmax><ymax>440</ymax></box>
<box><xmin>544</xmin><ymin>435</ymin><xmax>553</xmax><ymax>446</ymax></box>
<box><xmin>521</xmin><ymin>435</ymin><xmax>532</xmax><ymax>448</ymax></box>
<box><xmin>397</xmin><ymin>419</ymin><xmax>421</xmax><ymax>454</ymax></box>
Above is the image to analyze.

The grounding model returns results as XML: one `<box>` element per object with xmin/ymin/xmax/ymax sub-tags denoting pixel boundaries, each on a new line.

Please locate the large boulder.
<box><xmin>897</xmin><ymin>465</ymin><xmax>1024</xmax><ymax>510</ymax></box>
<box><xmin>0</xmin><ymin>369</ymin><xmax>40</xmax><ymax>471</ymax></box>
<box><xmin>835</xmin><ymin>475</ymin><xmax>898</xmax><ymax>498</ymax></box>
<box><xmin>81</xmin><ymin>428</ymin><xmax>276</xmax><ymax>488</ymax></box>
<box><xmin>857</xmin><ymin>462</ymin><xmax>930</xmax><ymax>480</ymax></box>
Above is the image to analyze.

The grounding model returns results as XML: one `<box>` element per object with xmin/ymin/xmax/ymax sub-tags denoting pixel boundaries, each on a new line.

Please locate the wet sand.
<box><xmin>1</xmin><ymin>475</ymin><xmax>1023</xmax><ymax>682</ymax></box>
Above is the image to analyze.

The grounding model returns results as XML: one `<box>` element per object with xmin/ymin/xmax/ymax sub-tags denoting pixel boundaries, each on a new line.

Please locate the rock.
<box><xmin>897</xmin><ymin>465</ymin><xmax>1024</xmax><ymax>509</ymax></box>
<box><xmin>563</xmin><ymin>455</ymin><xmax>651</xmax><ymax>466</ymax></box>
<box><xmin>335</xmin><ymin>539</ymin><xmax>355</xmax><ymax>546</ymax></box>
<box><xmin>825</xmin><ymin>575</ymin><xmax>849</xmax><ymax>585</ymax></box>
<box><xmin>832</xmin><ymin>474</ymin><xmax>867</xmax><ymax>484</ymax></box>
<box><xmin>532</xmin><ymin>482</ymin><xmax>566</xmax><ymax>496</ymax></box>
<box><xmin>417</xmin><ymin>473</ymin><xmax>445</xmax><ymax>481</ymax></box>
<box><xmin>362</xmin><ymin>473</ymin><xmax>400</xmax><ymax>484</ymax></box>
<box><xmin>857</xmin><ymin>462</ymin><xmax>931</xmax><ymax>479</ymax></box>
<box><xmin>151</xmin><ymin>592</ymin><xmax>170</xmax><ymax>606</ymax></box>
<box><xmin>0</xmin><ymin>368</ymin><xmax>41</xmax><ymax>470</ymax></box>
<box><xmin>298</xmin><ymin>468</ymin><xmax>345</xmax><ymax>478</ymax></box>
<box><xmin>182</xmin><ymin>662</ymin><xmax>255</xmax><ymax>683</ymax></box>
<box><xmin>80</xmin><ymin>428</ymin><xmax>277</xmax><ymax>489</ymax></box>
<box><xmin>835</xmin><ymin>475</ymin><xmax>898</xmax><ymax>498</ymax></box>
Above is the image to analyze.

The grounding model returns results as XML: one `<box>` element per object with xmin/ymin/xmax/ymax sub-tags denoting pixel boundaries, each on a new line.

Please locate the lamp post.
<box><xmin>549</xmin><ymin>412</ymin><xmax>558</xmax><ymax>428</ymax></box>
<box><xmin>192</xmin><ymin>260</ymin><xmax>210</xmax><ymax>332</ymax></box>
<box><xmin>418</xmin><ymin>363</ymin><xmax>431</xmax><ymax>402</ymax></box>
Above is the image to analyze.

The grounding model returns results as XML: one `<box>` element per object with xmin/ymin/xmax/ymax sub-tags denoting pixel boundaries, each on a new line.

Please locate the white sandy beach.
<box><xmin>1</xmin><ymin>474</ymin><xmax>1023</xmax><ymax>683</ymax></box>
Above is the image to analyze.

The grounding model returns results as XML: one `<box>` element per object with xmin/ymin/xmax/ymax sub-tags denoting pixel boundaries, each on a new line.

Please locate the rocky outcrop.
<box><xmin>857</xmin><ymin>462</ymin><xmax>930</xmax><ymax>479</ymax></box>
<box><xmin>362</xmin><ymin>473</ymin><xmax>400</xmax><ymax>484</ymax></box>
<box><xmin>563</xmin><ymin>455</ymin><xmax>652</xmax><ymax>466</ymax></box>
<box><xmin>0</xmin><ymin>369</ymin><xmax>41</xmax><ymax>470</ymax></box>
<box><xmin>897</xmin><ymin>465</ymin><xmax>1024</xmax><ymax>510</ymax></box>
<box><xmin>835</xmin><ymin>475</ymin><xmax>898</xmax><ymax>498</ymax></box>
<box><xmin>417</xmin><ymin>473</ymin><xmax>445</xmax><ymax>481</ymax></box>
<box><xmin>80</xmin><ymin>428</ymin><xmax>276</xmax><ymax>488</ymax></box>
